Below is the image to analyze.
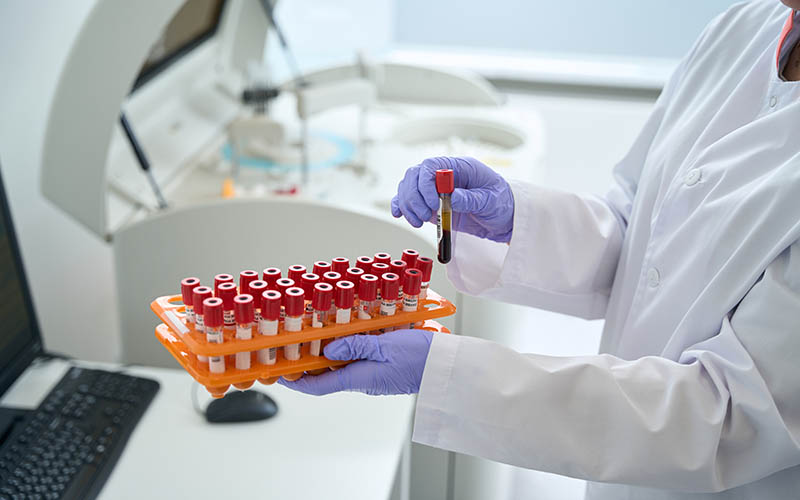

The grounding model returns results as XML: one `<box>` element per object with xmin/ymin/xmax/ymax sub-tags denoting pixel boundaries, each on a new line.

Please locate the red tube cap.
<box><xmin>239</xmin><ymin>270</ymin><xmax>258</xmax><ymax>296</ymax></box>
<box><xmin>359</xmin><ymin>274</ymin><xmax>378</xmax><ymax>301</ymax></box>
<box><xmin>415</xmin><ymin>256</ymin><xmax>433</xmax><ymax>281</ymax></box>
<box><xmin>389</xmin><ymin>260</ymin><xmax>407</xmax><ymax>280</ymax></box>
<box><xmin>435</xmin><ymin>169</ymin><xmax>455</xmax><ymax>194</ymax></box>
<box><xmin>287</xmin><ymin>265</ymin><xmax>306</xmax><ymax>283</ymax></box>
<box><xmin>181</xmin><ymin>277</ymin><xmax>200</xmax><ymax>306</ymax></box>
<box><xmin>248</xmin><ymin>280</ymin><xmax>268</xmax><ymax>302</ymax></box>
<box><xmin>381</xmin><ymin>273</ymin><xmax>400</xmax><ymax>301</ymax></box>
<box><xmin>234</xmin><ymin>294</ymin><xmax>254</xmax><ymax>324</ymax></box>
<box><xmin>312</xmin><ymin>283</ymin><xmax>333</xmax><ymax>310</ymax></box>
<box><xmin>312</xmin><ymin>261</ymin><xmax>332</xmax><ymax>276</ymax></box>
<box><xmin>275</xmin><ymin>278</ymin><xmax>295</xmax><ymax>301</ymax></box>
<box><xmin>373</xmin><ymin>252</ymin><xmax>391</xmax><ymax>265</ymax></box>
<box><xmin>346</xmin><ymin>267</ymin><xmax>364</xmax><ymax>286</ymax></box>
<box><xmin>401</xmin><ymin>249</ymin><xmax>419</xmax><ymax>268</ymax></box>
<box><xmin>192</xmin><ymin>287</ymin><xmax>213</xmax><ymax>315</ymax></box>
<box><xmin>355</xmin><ymin>256</ymin><xmax>373</xmax><ymax>272</ymax></box>
<box><xmin>403</xmin><ymin>269</ymin><xmax>422</xmax><ymax>296</ymax></box>
<box><xmin>284</xmin><ymin>287</ymin><xmax>305</xmax><ymax>317</ymax></box>
<box><xmin>331</xmin><ymin>257</ymin><xmax>349</xmax><ymax>274</ymax></box>
<box><xmin>217</xmin><ymin>282</ymin><xmax>237</xmax><ymax>310</ymax></box>
<box><xmin>213</xmin><ymin>274</ymin><xmax>234</xmax><ymax>296</ymax></box>
<box><xmin>335</xmin><ymin>281</ymin><xmax>355</xmax><ymax>309</ymax></box>
<box><xmin>262</xmin><ymin>268</ymin><xmax>282</xmax><ymax>288</ymax></box>
<box><xmin>300</xmin><ymin>273</ymin><xmax>320</xmax><ymax>297</ymax></box>
<box><xmin>371</xmin><ymin>262</ymin><xmax>390</xmax><ymax>278</ymax></box>
<box><xmin>203</xmin><ymin>298</ymin><xmax>223</xmax><ymax>327</ymax></box>
<box><xmin>322</xmin><ymin>271</ymin><xmax>341</xmax><ymax>285</ymax></box>
<box><xmin>261</xmin><ymin>290</ymin><xmax>281</xmax><ymax>321</ymax></box>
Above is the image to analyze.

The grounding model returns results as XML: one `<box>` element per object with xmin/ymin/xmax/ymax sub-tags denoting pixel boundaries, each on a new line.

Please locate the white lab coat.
<box><xmin>412</xmin><ymin>1</ymin><xmax>800</xmax><ymax>498</ymax></box>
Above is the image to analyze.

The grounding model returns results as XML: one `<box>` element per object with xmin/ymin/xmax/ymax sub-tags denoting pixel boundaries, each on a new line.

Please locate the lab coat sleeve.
<box><xmin>446</xmin><ymin>20</ymin><xmax>710</xmax><ymax>320</ymax></box>
<box><xmin>414</xmin><ymin>241</ymin><xmax>800</xmax><ymax>493</ymax></box>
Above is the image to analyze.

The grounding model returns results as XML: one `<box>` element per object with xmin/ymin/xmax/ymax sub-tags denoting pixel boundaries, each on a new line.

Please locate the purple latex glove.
<box><xmin>390</xmin><ymin>156</ymin><xmax>515</xmax><ymax>243</ymax></box>
<box><xmin>277</xmin><ymin>329</ymin><xmax>433</xmax><ymax>396</ymax></box>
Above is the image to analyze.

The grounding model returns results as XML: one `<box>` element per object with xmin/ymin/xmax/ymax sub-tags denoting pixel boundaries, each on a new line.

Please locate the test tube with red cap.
<box><xmin>180</xmin><ymin>277</ymin><xmax>200</xmax><ymax>323</ymax></box>
<box><xmin>371</xmin><ymin>262</ymin><xmax>390</xmax><ymax>300</ymax></box>
<box><xmin>203</xmin><ymin>297</ymin><xmax>226</xmax><ymax>373</ymax></box>
<box><xmin>322</xmin><ymin>272</ymin><xmax>341</xmax><ymax>315</ymax></box>
<box><xmin>262</xmin><ymin>267</ymin><xmax>282</xmax><ymax>289</ymax></box>
<box><xmin>248</xmin><ymin>280</ymin><xmax>269</xmax><ymax>322</ymax></box>
<box><xmin>435</xmin><ymin>168</ymin><xmax>454</xmax><ymax>264</ymax></box>
<box><xmin>390</xmin><ymin>260</ymin><xmax>407</xmax><ymax>300</ymax></box>
<box><xmin>415</xmin><ymin>257</ymin><xmax>434</xmax><ymax>300</ymax></box>
<box><xmin>275</xmin><ymin>278</ymin><xmax>295</xmax><ymax>320</ymax></box>
<box><xmin>374</xmin><ymin>252</ymin><xmax>391</xmax><ymax>265</ymax></box>
<box><xmin>239</xmin><ymin>270</ymin><xmax>258</xmax><ymax>296</ymax></box>
<box><xmin>331</xmin><ymin>257</ymin><xmax>349</xmax><ymax>275</ymax></box>
<box><xmin>401</xmin><ymin>249</ymin><xmax>419</xmax><ymax>268</ymax></box>
<box><xmin>355</xmin><ymin>256</ymin><xmax>374</xmax><ymax>272</ymax></box>
<box><xmin>234</xmin><ymin>294</ymin><xmax>254</xmax><ymax>370</ymax></box>
<box><xmin>217</xmin><ymin>282</ymin><xmax>238</xmax><ymax>331</ymax></box>
<box><xmin>334</xmin><ymin>281</ymin><xmax>354</xmax><ymax>324</ymax></box>
<box><xmin>403</xmin><ymin>269</ymin><xmax>422</xmax><ymax>313</ymax></box>
<box><xmin>312</xmin><ymin>260</ymin><xmax>331</xmax><ymax>276</ymax></box>
<box><xmin>357</xmin><ymin>274</ymin><xmax>379</xmax><ymax>320</ymax></box>
<box><xmin>192</xmin><ymin>286</ymin><xmax>213</xmax><ymax>362</ymax></box>
<box><xmin>310</xmin><ymin>283</ymin><xmax>333</xmax><ymax>356</ymax></box>
<box><xmin>380</xmin><ymin>273</ymin><xmax>400</xmax><ymax>332</ymax></box>
<box><xmin>287</xmin><ymin>265</ymin><xmax>306</xmax><ymax>284</ymax></box>
<box><xmin>346</xmin><ymin>267</ymin><xmax>364</xmax><ymax>312</ymax></box>
<box><xmin>259</xmin><ymin>290</ymin><xmax>281</xmax><ymax>365</ymax></box>
<box><xmin>283</xmin><ymin>287</ymin><xmax>305</xmax><ymax>360</ymax></box>
<box><xmin>213</xmin><ymin>273</ymin><xmax>234</xmax><ymax>296</ymax></box>
<box><xmin>301</xmin><ymin>273</ymin><xmax>320</xmax><ymax>321</ymax></box>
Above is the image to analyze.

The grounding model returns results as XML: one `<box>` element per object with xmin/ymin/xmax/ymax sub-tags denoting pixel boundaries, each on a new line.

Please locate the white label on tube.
<box><xmin>285</xmin><ymin>316</ymin><xmax>302</xmax><ymax>332</ymax></box>
<box><xmin>197</xmin><ymin>355</ymin><xmax>209</xmax><ymax>362</ymax></box>
<box><xmin>284</xmin><ymin>344</ymin><xmax>300</xmax><ymax>360</ymax></box>
<box><xmin>312</xmin><ymin>311</ymin><xmax>324</xmax><ymax>328</ymax></box>
<box><xmin>336</xmin><ymin>308</ymin><xmax>351</xmax><ymax>324</ymax></box>
<box><xmin>259</xmin><ymin>319</ymin><xmax>278</xmax><ymax>336</ymax></box>
<box><xmin>195</xmin><ymin>315</ymin><xmax>205</xmax><ymax>333</ymax></box>
<box><xmin>358</xmin><ymin>301</ymin><xmax>372</xmax><ymax>320</ymax></box>
<box><xmin>421</xmin><ymin>283</ymin><xmax>429</xmax><ymax>300</ymax></box>
<box><xmin>185</xmin><ymin>306</ymin><xmax>195</xmax><ymax>323</ymax></box>
<box><xmin>255</xmin><ymin>310</ymin><xmax>262</xmax><ymax>322</ymax></box>
<box><xmin>236</xmin><ymin>351</ymin><xmax>250</xmax><ymax>370</ymax></box>
<box><xmin>224</xmin><ymin>310</ymin><xmax>235</xmax><ymax>328</ymax></box>
<box><xmin>236</xmin><ymin>325</ymin><xmax>252</xmax><ymax>341</ymax></box>
<box><xmin>209</xmin><ymin>356</ymin><xmax>225</xmax><ymax>373</ymax></box>
<box><xmin>310</xmin><ymin>339</ymin><xmax>321</xmax><ymax>356</ymax></box>
<box><xmin>380</xmin><ymin>301</ymin><xmax>396</xmax><ymax>316</ymax></box>
<box><xmin>258</xmin><ymin>348</ymin><xmax>276</xmax><ymax>365</ymax></box>
<box><xmin>403</xmin><ymin>296</ymin><xmax>418</xmax><ymax>312</ymax></box>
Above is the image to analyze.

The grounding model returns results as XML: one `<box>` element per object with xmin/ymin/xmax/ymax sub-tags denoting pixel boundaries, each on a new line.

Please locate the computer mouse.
<box><xmin>205</xmin><ymin>390</ymin><xmax>278</xmax><ymax>424</ymax></box>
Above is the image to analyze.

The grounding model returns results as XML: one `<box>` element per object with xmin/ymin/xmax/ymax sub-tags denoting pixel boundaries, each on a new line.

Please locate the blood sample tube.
<box><xmin>371</xmin><ymin>263</ymin><xmax>390</xmax><ymax>300</ymax></box>
<box><xmin>312</xmin><ymin>260</ymin><xmax>332</xmax><ymax>277</ymax></box>
<box><xmin>300</xmin><ymin>273</ymin><xmax>320</xmax><ymax>321</ymax></box>
<box><xmin>217</xmin><ymin>282</ymin><xmax>238</xmax><ymax>331</ymax></box>
<box><xmin>401</xmin><ymin>249</ymin><xmax>419</xmax><ymax>268</ymax></box>
<box><xmin>203</xmin><ymin>297</ymin><xmax>225</xmax><ymax>373</ymax></box>
<box><xmin>403</xmin><ymin>269</ymin><xmax>422</xmax><ymax>313</ymax></box>
<box><xmin>335</xmin><ymin>281</ymin><xmax>355</xmax><ymax>324</ymax></box>
<box><xmin>248</xmin><ymin>280</ymin><xmax>269</xmax><ymax>322</ymax></box>
<box><xmin>374</xmin><ymin>252</ymin><xmax>391</xmax><ymax>265</ymax></box>
<box><xmin>213</xmin><ymin>273</ymin><xmax>234</xmax><ymax>296</ymax></box>
<box><xmin>283</xmin><ymin>287</ymin><xmax>305</xmax><ymax>360</ymax></box>
<box><xmin>180</xmin><ymin>277</ymin><xmax>200</xmax><ymax>324</ymax></box>
<box><xmin>275</xmin><ymin>278</ymin><xmax>295</xmax><ymax>319</ymax></box>
<box><xmin>192</xmin><ymin>286</ymin><xmax>213</xmax><ymax>362</ymax></box>
<box><xmin>233</xmin><ymin>294</ymin><xmax>254</xmax><ymax>370</ymax></box>
<box><xmin>415</xmin><ymin>257</ymin><xmax>434</xmax><ymax>300</ymax></box>
<box><xmin>346</xmin><ymin>267</ymin><xmax>364</xmax><ymax>313</ymax></box>
<box><xmin>331</xmin><ymin>257</ymin><xmax>349</xmax><ymax>275</ymax></box>
<box><xmin>259</xmin><ymin>290</ymin><xmax>281</xmax><ymax>365</ymax></box>
<box><xmin>435</xmin><ymin>169</ymin><xmax>454</xmax><ymax>264</ymax></box>
<box><xmin>390</xmin><ymin>260</ymin><xmax>407</xmax><ymax>300</ymax></box>
<box><xmin>357</xmin><ymin>274</ymin><xmax>379</xmax><ymax>320</ymax></box>
<box><xmin>262</xmin><ymin>267</ymin><xmax>282</xmax><ymax>289</ymax></box>
<box><xmin>355</xmin><ymin>256</ymin><xmax>374</xmax><ymax>272</ymax></box>
<box><xmin>239</xmin><ymin>270</ymin><xmax>258</xmax><ymax>296</ymax></box>
<box><xmin>322</xmin><ymin>272</ymin><xmax>341</xmax><ymax>315</ymax></box>
<box><xmin>380</xmin><ymin>272</ymin><xmax>400</xmax><ymax>332</ymax></box>
<box><xmin>287</xmin><ymin>264</ymin><xmax>306</xmax><ymax>284</ymax></box>
<box><xmin>310</xmin><ymin>283</ymin><xmax>333</xmax><ymax>356</ymax></box>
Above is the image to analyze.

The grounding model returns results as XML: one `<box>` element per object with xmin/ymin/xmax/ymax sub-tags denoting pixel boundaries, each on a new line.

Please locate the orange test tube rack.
<box><xmin>152</xmin><ymin>290</ymin><xmax>456</xmax><ymax>398</ymax></box>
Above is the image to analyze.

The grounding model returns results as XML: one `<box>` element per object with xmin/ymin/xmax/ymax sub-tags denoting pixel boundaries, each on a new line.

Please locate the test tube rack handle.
<box><xmin>152</xmin><ymin>289</ymin><xmax>456</xmax><ymax>397</ymax></box>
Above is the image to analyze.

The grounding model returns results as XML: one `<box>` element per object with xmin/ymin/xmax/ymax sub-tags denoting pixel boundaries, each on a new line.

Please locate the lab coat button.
<box><xmin>684</xmin><ymin>169</ymin><xmax>701</xmax><ymax>186</ymax></box>
<box><xmin>769</xmin><ymin>95</ymin><xmax>778</xmax><ymax>108</ymax></box>
<box><xmin>647</xmin><ymin>268</ymin><xmax>660</xmax><ymax>288</ymax></box>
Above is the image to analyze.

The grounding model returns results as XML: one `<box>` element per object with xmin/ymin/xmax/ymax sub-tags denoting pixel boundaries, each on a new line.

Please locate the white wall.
<box><xmin>0</xmin><ymin>1</ymin><xmax>122</xmax><ymax>361</ymax></box>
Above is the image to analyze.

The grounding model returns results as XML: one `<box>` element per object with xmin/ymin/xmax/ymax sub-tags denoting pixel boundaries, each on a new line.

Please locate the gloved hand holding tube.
<box><xmin>390</xmin><ymin>156</ymin><xmax>515</xmax><ymax>243</ymax></box>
